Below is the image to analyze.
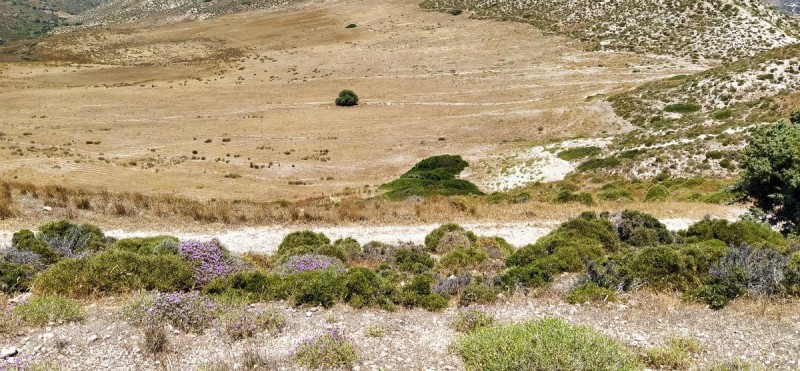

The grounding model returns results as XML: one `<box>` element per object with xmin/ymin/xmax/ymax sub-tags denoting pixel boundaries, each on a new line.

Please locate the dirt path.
<box><xmin>0</xmin><ymin>216</ymin><xmax>735</xmax><ymax>252</ymax></box>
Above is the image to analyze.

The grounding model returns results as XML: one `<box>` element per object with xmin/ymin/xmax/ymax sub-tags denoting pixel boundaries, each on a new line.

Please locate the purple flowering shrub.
<box><xmin>216</xmin><ymin>306</ymin><xmax>286</xmax><ymax>341</ymax></box>
<box><xmin>124</xmin><ymin>291</ymin><xmax>216</xmax><ymax>333</ymax></box>
<box><xmin>282</xmin><ymin>254</ymin><xmax>344</xmax><ymax>274</ymax></box>
<box><xmin>289</xmin><ymin>329</ymin><xmax>358</xmax><ymax>369</ymax></box>
<box><xmin>178</xmin><ymin>239</ymin><xmax>236</xmax><ymax>285</ymax></box>
<box><xmin>448</xmin><ymin>308</ymin><xmax>495</xmax><ymax>333</ymax></box>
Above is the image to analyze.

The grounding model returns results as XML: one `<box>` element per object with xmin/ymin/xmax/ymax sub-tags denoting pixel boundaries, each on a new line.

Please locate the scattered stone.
<box><xmin>10</xmin><ymin>293</ymin><xmax>31</xmax><ymax>304</ymax></box>
<box><xmin>86</xmin><ymin>334</ymin><xmax>98</xmax><ymax>343</ymax></box>
<box><xmin>0</xmin><ymin>347</ymin><xmax>18</xmax><ymax>359</ymax></box>
<box><xmin>42</xmin><ymin>206</ymin><xmax>52</xmax><ymax>212</ymax></box>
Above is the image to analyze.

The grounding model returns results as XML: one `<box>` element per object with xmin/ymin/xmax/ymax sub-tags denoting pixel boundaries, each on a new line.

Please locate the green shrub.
<box><xmin>397</xmin><ymin>274</ymin><xmax>448</xmax><ymax>311</ymax></box>
<box><xmin>628</xmin><ymin>246</ymin><xmax>698</xmax><ymax>291</ymax></box>
<box><xmin>13</xmin><ymin>295</ymin><xmax>83</xmax><ymax>326</ymax></box>
<box><xmin>11</xmin><ymin>229</ymin><xmax>58</xmax><ymax>265</ymax></box>
<box><xmin>682</xmin><ymin>219</ymin><xmax>786</xmax><ymax>251</ymax></box>
<box><xmin>449</xmin><ymin>309</ymin><xmax>494</xmax><ymax>333</ymax></box>
<box><xmin>275</xmin><ymin>231</ymin><xmax>345</xmax><ymax>262</ymax></box>
<box><xmin>424</xmin><ymin>224</ymin><xmax>477</xmax><ymax>252</ymax></box>
<box><xmin>557</xmin><ymin>146</ymin><xmax>602</xmax><ymax>161</ymax></box>
<box><xmin>705</xmin><ymin>359</ymin><xmax>765</xmax><ymax>371</ymax></box>
<box><xmin>342</xmin><ymin>267</ymin><xmax>394</xmax><ymax>309</ymax></box>
<box><xmin>613</xmin><ymin>210</ymin><xmax>674</xmax><ymax>247</ymax></box>
<box><xmin>664</xmin><ymin>103</ymin><xmax>701</xmax><ymax>113</ymax></box>
<box><xmin>598</xmin><ymin>186</ymin><xmax>633</xmax><ymax>202</ymax></box>
<box><xmin>333</xmin><ymin>238</ymin><xmax>361</xmax><ymax>261</ymax></box>
<box><xmin>642</xmin><ymin>335</ymin><xmax>702</xmax><ymax>370</ymax></box>
<box><xmin>644</xmin><ymin>185</ymin><xmax>670</xmax><ymax>201</ymax></box>
<box><xmin>285</xmin><ymin>269</ymin><xmax>345</xmax><ymax>308</ymax></box>
<box><xmin>458</xmin><ymin>282</ymin><xmax>499</xmax><ymax>307</ymax></box>
<box><xmin>449</xmin><ymin>7</ymin><xmax>463</xmax><ymax>15</ymax></box>
<box><xmin>37</xmin><ymin>219</ymin><xmax>106</xmax><ymax>252</ymax></box>
<box><xmin>567</xmin><ymin>282</ymin><xmax>617</xmax><ymax>304</ymax></box>
<box><xmin>554</xmin><ymin>190</ymin><xmax>595</xmax><ymax>205</ymax></box>
<box><xmin>292</xmin><ymin>330</ymin><xmax>359</xmax><ymax>369</ymax></box>
<box><xmin>499</xmin><ymin>264</ymin><xmax>551</xmax><ymax>289</ymax></box>
<box><xmin>33</xmin><ymin>250</ymin><xmax>194</xmax><ymax>298</ymax></box>
<box><xmin>205</xmin><ymin>271</ymin><xmax>288</xmax><ymax>303</ymax></box>
<box><xmin>577</xmin><ymin>157</ymin><xmax>621</xmax><ymax>171</ymax></box>
<box><xmin>0</xmin><ymin>261</ymin><xmax>35</xmax><ymax>294</ymax></box>
<box><xmin>784</xmin><ymin>252</ymin><xmax>800</xmax><ymax>295</ymax></box>
<box><xmin>335</xmin><ymin>89</ymin><xmax>359</xmax><ymax>106</ymax></box>
<box><xmin>380</xmin><ymin>155</ymin><xmax>483</xmax><ymax>199</ymax></box>
<box><xmin>394</xmin><ymin>249</ymin><xmax>434</xmax><ymax>273</ymax></box>
<box><xmin>440</xmin><ymin>247</ymin><xmax>488</xmax><ymax>273</ymax></box>
<box><xmin>111</xmin><ymin>236</ymin><xmax>179</xmax><ymax>255</ymax></box>
<box><xmin>454</xmin><ymin>317</ymin><xmax>643</xmax><ymax>370</ymax></box>
<box><xmin>473</xmin><ymin>236</ymin><xmax>514</xmax><ymax>260</ymax></box>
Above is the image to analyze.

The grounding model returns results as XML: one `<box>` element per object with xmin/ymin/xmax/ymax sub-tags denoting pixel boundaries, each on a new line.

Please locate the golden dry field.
<box><xmin>0</xmin><ymin>0</ymin><xmax>710</xmax><ymax>203</ymax></box>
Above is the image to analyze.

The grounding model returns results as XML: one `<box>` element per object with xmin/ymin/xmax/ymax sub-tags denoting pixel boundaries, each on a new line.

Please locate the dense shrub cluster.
<box><xmin>380</xmin><ymin>155</ymin><xmax>483</xmax><ymax>199</ymax></box>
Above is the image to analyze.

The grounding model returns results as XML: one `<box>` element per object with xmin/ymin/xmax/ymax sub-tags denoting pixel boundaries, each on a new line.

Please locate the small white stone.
<box><xmin>86</xmin><ymin>334</ymin><xmax>98</xmax><ymax>343</ymax></box>
<box><xmin>305</xmin><ymin>311</ymin><xmax>313</xmax><ymax>318</ymax></box>
<box><xmin>0</xmin><ymin>347</ymin><xmax>18</xmax><ymax>359</ymax></box>
<box><xmin>42</xmin><ymin>206</ymin><xmax>52</xmax><ymax>212</ymax></box>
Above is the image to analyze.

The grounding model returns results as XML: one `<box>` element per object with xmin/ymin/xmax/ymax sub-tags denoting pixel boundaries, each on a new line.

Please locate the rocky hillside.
<box><xmin>0</xmin><ymin>0</ymin><xmax>104</xmax><ymax>43</ymax></box>
<box><xmin>420</xmin><ymin>0</ymin><xmax>799</xmax><ymax>60</ymax></box>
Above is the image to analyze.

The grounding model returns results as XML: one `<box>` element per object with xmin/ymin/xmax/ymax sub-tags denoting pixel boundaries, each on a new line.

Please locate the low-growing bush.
<box><xmin>285</xmin><ymin>269</ymin><xmax>345</xmax><ymax>308</ymax></box>
<box><xmin>458</xmin><ymin>282</ymin><xmax>499</xmax><ymax>307</ymax></box>
<box><xmin>178</xmin><ymin>239</ymin><xmax>238</xmax><ymax>285</ymax></box>
<box><xmin>644</xmin><ymin>185</ymin><xmax>670</xmax><ymax>201</ymax></box>
<box><xmin>664</xmin><ymin>103</ymin><xmax>701</xmax><ymax>113</ymax></box>
<box><xmin>577</xmin><ymin>157</ymin><xmax>621</xmax><ymax>171</ymax></box>
<box><xmin>567</xmin><ymin>282</ymin><xmax>617</xmax><ymax>304</ymax></box>
<box><xmin>611</xmin><ymin>210</ymin><xmax>673</xmax><ymax>247</ymax></box>
<box><xmin>642</xmin><ymin>335</ymin><xmax>702</xmax><ymax>369</ymax></box>
<box><xmin>205</xmin><ymin>271</ymin><xmax>288</xmax><ymax>303</ymax></box>
<box><xmin>440</xmin><ymin>247</ymin><xmax>488</xmax><ymax>273</ymax></box>
<box><xmin>449</xmin><ymin>308</ymin><xmax>494</xmax><ymax>333</ymax></box>
<box><xmin>124</xmin><ymin>291</ymin><xmax>216</xmax><ymax>333</ymax></box>
<box><xmin>557</xmin><ymin>146</ymin><xmax>602</xmax><ymax>161</ymax></box>
<box><xmin>216</xmin><ymin>306</ymin><xmax>285</xmax><ymax>341</ymax></box>
<box><xmin>112</xmin><ymin>236</ymin><xmax>178</xmax><ymax>255</ymax></box>
<box><xmin>698</xmin><ymin>244</ymin><xmax>787</xmax><ymax>309</ymax></box>
<box><xmin>141</xmin><ymin>324</ymin><xmax>169</xmax><ymax>355</ymax></box>
<box><xmin>0</xmin><ymin>261</ymin><xmax>35</xmax><ymax>294</ymax></box>
<box><xmin>0</xmin><ymin>306</ymin><xmax>21</xmax><ymax>335</ymax></box>
<box><xmin>380</xmin><ymin>155</ymin><xmax>483</xmax><ymax>199</ymax></box>
<box><xmin>397</xmin><ymin>274</ymin><xmax>448</xmax><ymax>311</ymax></box>
<box><xmin>290</xmin><ymin>329</ymin><xmax>358</xmax><ymax>369</ymax></box>
<box><xmin>395</xmin><ymin>249</ymin><xmax>434</xmax><ymax>273</ymax></box>
<box><xmin>275</xmin><ymin>231</ymin><xmax>348</xmax><ymax>262</ymax></box>
<box><xmin>13</xmin><ymin>295</ymin><xmax>83</xmax><ymax>326</ymax></box>
<box><xmin>37</xmin><ymin>219</ymin><xmax>106</xmax><ymax>254</ymax></box>
<box><xmin>282</xmin><ymin>254</ymin><xmax>344</xmax><ymax>274</ymax></box>
<box><xmin>682</xmin><ymin>218</ymin><xmax>786</xmax><ymax>251</ymax></box>
<box><xmin>454</xmin><ymin>317</ymin><xmax>643</xmax><ymax>370</ymax></box>
<box><xmin>554</xmin><ymin>190</ymin><xmax>595</xmax><ymax>205</ymax></box>
<box><xmin>424</xmin><ymin>224</ymin><xmax>477</xmax><ymax>253</ymax></box>
<box><xmin>33</xmin><ymin>250</ymin><xmax>194</xmax><ymax>298</ymax></box>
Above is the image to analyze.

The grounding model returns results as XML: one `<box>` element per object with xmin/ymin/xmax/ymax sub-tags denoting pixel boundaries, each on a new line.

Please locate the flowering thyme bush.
<box><xmin>290</xmin><ymin>329</ymin><xmax>358</xmax><ymax>369</ymax></box>
<box><xmin>178</xmin><ymin>239</ymin><xmax>236</xmax><ymax>285</ymax></box>
<box><xmin>124</xmin><ymin>291</ymin><xmax>216</xmax><ymax>333</ymax></box>
<box><xmin>449</xmin><ymin>308</ymin><xmax>495</xmax><ymax>333</ymax></box>
<box><xmin>282</xmin><ymin>254</ymin><xmax>344</xmax><ymax>274</ymax></box>
<box><xmin>216</xmin><ymin>306</ymin><xmax>286</xmax><ymax>341</ymax></box>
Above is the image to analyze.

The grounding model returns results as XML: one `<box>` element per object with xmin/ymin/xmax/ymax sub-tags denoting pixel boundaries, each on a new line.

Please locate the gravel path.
<box><xmin>0</xmin><ymin>217</ymin><xmax>724</xmax><ymax>253</ymax></box>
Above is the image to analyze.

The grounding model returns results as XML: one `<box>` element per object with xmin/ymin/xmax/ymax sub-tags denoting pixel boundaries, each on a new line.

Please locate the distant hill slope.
<box><xmin>66</xmin><ymin>0</ymin><xmax>309</xmax><ymax>29</ymax></box>
<box><xmin>420</xmin><ymin>0</ymin><xmax>799</xmax><ymax>60</ymax></box>
<box><xmin>0</xmin><ymin>0</ymin><xmax>104</xmax><ymax>43</ymax></box>
<box><xmin>766</xmin><ymin>0</ymin><xmax>800</xmax><ymax>14</ymax></box>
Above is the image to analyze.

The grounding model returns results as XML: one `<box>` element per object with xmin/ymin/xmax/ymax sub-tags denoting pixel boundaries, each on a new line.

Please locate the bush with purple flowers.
<box><xmin>289</xmin><ymin>329</ymin><xmax>358</xmax><ymax>369</ymax></box>
<box><xmin>282</xmin><ymin>254</ymin><xmax>344</xmax><ymax>274</ymax></box>
<box><xmin>216</xmin><ymin>305</ymin><xmax>286</xmax><ymax>341</ymax></box>
<box><xmin>449</xmin><ymin>308</ymin><xmax>495</xmax><ymax>333</ymax></box>
<box><xmin>178</xmin><ymin>239</ymin><xmax>237</xmax><ymax>285</ymax></box>
<box><xmin>124</xmin><ymin>291</ymin><xmax>217</xmax><ymax>333</ymax></box>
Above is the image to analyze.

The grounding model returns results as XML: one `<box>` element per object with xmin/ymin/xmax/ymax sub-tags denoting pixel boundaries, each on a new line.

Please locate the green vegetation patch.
<box><xmin>454</xmin><ymin>317</ymin><xmax>643</xmax><ymax>370</ymax></box>
<box><xmin>380</xmin><ymin>155</ymin><xmax>482</xmax><ymax>200</ymax></box>
<box><xmin>557</xmin><ymin>146</ymin><xmax>602</xmax><ymax>161</ymax></box>
<box><xmin>664</xmin><ymin>103</ymin><xmax>702</xmax><ymax>113</ymax></box>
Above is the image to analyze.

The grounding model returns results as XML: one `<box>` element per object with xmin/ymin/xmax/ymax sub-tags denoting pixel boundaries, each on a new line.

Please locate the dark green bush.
<box><xmin>628</xmin><ymin>246</ymin><xmax>697</xmax><ymax>291</ymax></box>
<box><xmin>205</xmin><ymin>271</ymin><xmax>288</xmax><ymax>302</ymax></box>
<box><xmin>335</xmin><ymin>89</ymin><xmax>359</xmax><ymax>106</ymax></box>
<box><xmin>380</xmin><ymin>155</ymin><xmax>483</xmax><ymax>199</ymax></box>
<box><xmin>613</xmin><ymin>210</ymin><xmax>674</xmax><ymax>247</ymax></box>
<box><xmin>449</xmin><ymin>8</ymin><xmax>462</xmax><ymax>15</ymax></box>
<box><xmin>554</xmin><ymin>190</ymin><xmax>595</xmax><ymax>205</ymax></box>
<box><xmin>458</xmin><ymin>282</ymin><xmax>499</xmax><ymax>307</ymax></box>
<box><xmin>440</xmin><ymin>247</ymin><xmax>488</xmax><ymax>273</ymax></box>
<box><xmin>33</xmin><ymin>250</ymin><xmax>194</xmax><ymax>298</ymax></box>
<box><xmin>111</xmin><ymin>236</ymin><xmax>179</xmax><ymax>255</ymax></box>
<box><xmin>275</xmin><ymin>231</ymin><xmax>344</xmax><ymax>262</ymax></box>
<box><xmin>397</xmin><ymin>274</ymin><xmax>448</xmax><ymax>311</ymax></box>
<box><xmin>697</xmin><ymin>244</ymin><xmax>787</xmax><ymax>309</ymax></box>
<box><xmin>37</xmin><ymin>220</ymin><xmax>106</xmax><ymax>253</ymax></box>
<box><xmin>395</xmin><ymin>249</ymin><xmax>434</xmax><ymax>273</ymax></box>
<box><xmin>557</xmin><ymin>146</ymin><xmax>602</xmax><ymax>161</ymax></box>
<box><xmin>577</xmin><ymin>157</ymin><xmax>621</xmax><ymax>171</ymax></box>
<box><xmin>664</xmin><ymin>103</ymin><xmax>701</xmax><ymax>113</ymax></box>
<box><xmin>0</xmin><ymin>261</ymin><xmax>35</xmax><ymax>293</ymax></box>
<box><xmin>333</xmin><ymin>238</ymin><xmax>361</xmax><ymax>261</ymax></box>
<box><xmin>500</xmin><ymin>264</ymin><xmax>551</xmax><ymax>289</ymax></box>
<box><xmin>285</xmin><ymin>269</ymin><xmax>345</xmax><ymax>308</ymax></box>
<box><xmin>424</xmin><ymin>224</ymin><xmax>477</xmax><ymax>252</ymax></box>
<box><xmin>11</xmin><ymin>229</ymin><xmax>58</xmax><ymax>265</ymax></box>
<box><xmin>784</xmin><ymin>252</ymin><xmax>800</xmax><ymax>295</ymax></box>
<box><xmin>681</xmin><ymin>219</ymin><xmax>786</xmax><ymax>251</ymax></box>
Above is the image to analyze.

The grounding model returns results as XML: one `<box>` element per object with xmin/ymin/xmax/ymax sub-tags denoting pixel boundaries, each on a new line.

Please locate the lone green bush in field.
<box><xmin>733</xmin><ymin>120</ymin><xmax>800</xmax><ymax>234</ymax></box>
<box><xmin>335</xmin><ymin>89</ymin><xmax>359</xmax><ymax>106</ymax></box>
<box><xmin>454</xmin><ymin>317</ymin><xmax>643</xmax><ymax>370</ymax></box>
<box><xmin>33</xmin><ymin>250</ymin><xmax>194</xmax><ymax>298</ymax></box>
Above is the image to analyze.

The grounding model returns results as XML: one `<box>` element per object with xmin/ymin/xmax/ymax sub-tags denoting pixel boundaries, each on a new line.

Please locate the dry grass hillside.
<box><xmin>421</xmin><ymin>0</ymin><xmax>799</xmax><ymax>60</ymax></box>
